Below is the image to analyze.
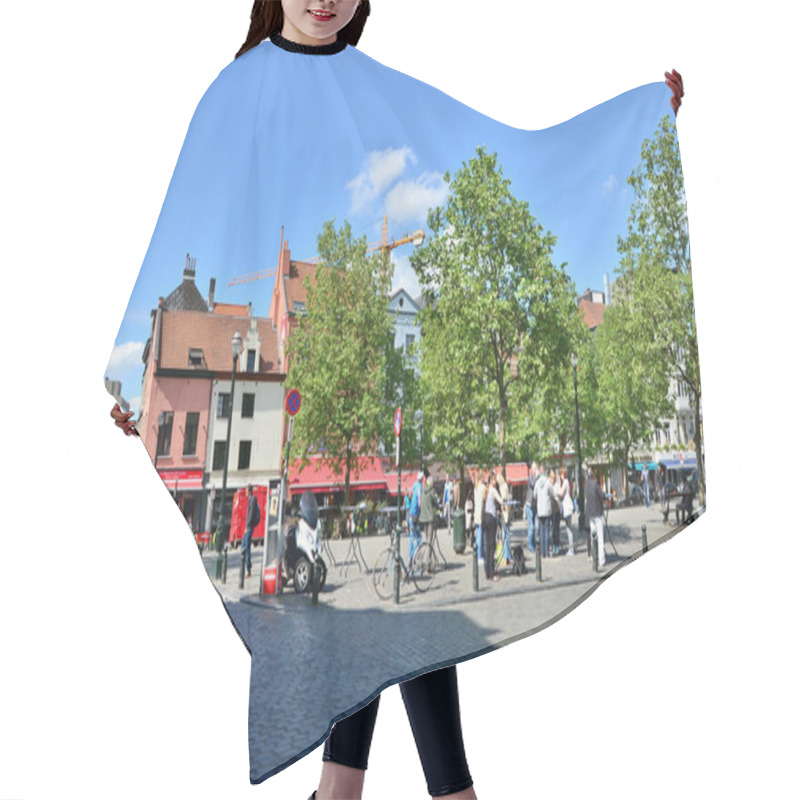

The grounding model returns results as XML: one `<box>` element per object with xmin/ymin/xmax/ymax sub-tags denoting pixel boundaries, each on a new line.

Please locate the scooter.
<box><xmin>282</xmin><ymin>491</ymin><xmax>327</xmax><ymax>595</ymax></box>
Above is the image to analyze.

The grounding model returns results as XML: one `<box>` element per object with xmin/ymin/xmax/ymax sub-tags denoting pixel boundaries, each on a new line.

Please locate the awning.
<box><xmin>659</xmin><ymin>457</ymin><xmax>697</xmax><ymax>470</ymax></box>
<box><xmin>158</xmin><ymin>469</ymin><xmax>204</xmax><ymax>491</ymax></box>
<box><xmin>289</xmin><ymin>456</ymin><xmax>389</xmax><ymax>495</ymax></box>
<box><xmin>504</xmin><ymin>462</ymin><xmax>530</xmax><ymax>486</ymax></box>
<box><xmin>385</xmin><ymin>471</ymin><xmax>419</xmax><ymax>497</ymax></box>
<box><xmin>629</xmin><ymin>461</ymin><xmax>659</xmax><ymax>471</ymax></box>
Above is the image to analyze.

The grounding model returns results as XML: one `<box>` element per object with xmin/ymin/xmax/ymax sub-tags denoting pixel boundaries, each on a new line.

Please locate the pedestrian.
<box><xmin>242</xmin><ymin>484</ymin><xmax>260</xmax><ymax>578</ymax></box>
<box><xmin>585</xmin><ymin>466</ymin><xmax>606</xmax><ymax>568</ymax></box>
<box><xmin>641</xmin><ymin>465</ymin><xmax>651</xmax><ymax>508</ymax></box>
<box><xmin>550</xmin><ymin>469</ymin><xmax>562</xmax><ymax>555</ymax></box>
<box><xmin>483</xmin><ymin>471</ymin><xmax>503</xmax><ymax>581</ymax></box>
<box><xmin>524</xmin><ymin>462</ymin><xmax>538</xmax><ymax>554</ymax></box>
<box><xmin>474</xmin><ymin>472</ymin><xmax>486</xmax><ymax>564</ymax></box>
<box><xmin>419</xmin><ymin>469</ymin><xmax>438</xmax><ymax>550</ymax></box>
<box><xmin>657</xmin><ymin>463</ymin><xmax>667</xmax><ymax>521</ymax></box>
<box><xmin>534</xmin><ymin>466</ymin><xmax>556</xmax><ymax>558</ymax></box>
<box><xmin>556</xmin><ymin>467</ymin><xmax>575</xmax><ymax>556</ymax></box>
<box><xmin>496</xmin><ymin>467</ymin><xmax>512</xmax><ymax>564</ymax></box>
<box><xmin>409</xmin><ymin>470</ymin><xmax>424</xmax><ymax>563</ymax></box>
<box><xmin>465</xmin><ymin>490</ymin><xmax>474</xmax><ymax>546</ymax></box>
<box><xmin>453</xmin><ymin>473</ymin><xmax>461</xmax><ymax>513</ymax></box>
<box><xmin>444</xmin><ymin>474</ymin><xmax>453</xmax><ymax>531</ymax></box>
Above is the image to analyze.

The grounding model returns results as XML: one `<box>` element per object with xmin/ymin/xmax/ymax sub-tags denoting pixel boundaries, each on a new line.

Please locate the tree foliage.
<box><xmin>605</xmin><ymin>114</ymin><xmax>704</xmax><ymax>502</ymax></box>
<box><xmin>411</xmin><ymin>147</ymin><xmax>580</xmax><ymax>472</ymax></box>
<box><xmin>285</xmin><ymin>220</ymin><xmax>396</xmax><ymax>504</ymax></box>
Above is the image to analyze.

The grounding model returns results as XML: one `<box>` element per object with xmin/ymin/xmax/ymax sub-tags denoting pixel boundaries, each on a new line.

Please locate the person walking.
<box><xmin>483</xmin><ymin>472</ymin><xmax>503</xmax><ymax>581</ymax></box>
<box><xmin>657</xmin><ymin>463</ymin><xmax>668</xmax><ymax>521</ymax></box>
<box><xmin>443</xmin><ymin>474</ymin><xmax>453</xmax><ymax>532</ymax></box>
<box><xmin>641</xmin><ymin>466</ymin><xmax>651</xmax><ymax>508</ymax></box>
<box><xmin>556</xmin><ymin>467</ymin><xmax>575</xmax><ymax>556</ymax></box>
<box><xmin>419</xmin><ymin>469</ymin><xmax>438</xmax><ymax>551</ymax></box>
<box><xmin>550</xmin><ymin>470</ymin><xmax>562</xmax><ymax>555</ymax></box>
<box><xmin>524</xmin><ymin>462</ymin><xmax>538</xmax><ymax>554</ymax></box>
<box><xmin>496</xmin><ymin>467</ymin><xmax>512</xmax><ymax>565</ymax></box>
<box><xmin>534</xmin><ymin>466</ymin><xmax>556</xmax><ymax>558</ymax></box>
<box><xmin>474</xmin><ymin>472</ymin><xmax>486</xmax><ymax>564</ymax></box>
<box><xmin>242</xmin><ymin>484</ymin><xmax>260</xmax><ymax>578</ymax></box>
<box><xmin>585</xmin><ymin>466</ymin><xmax>606</xmax><ymax>568</ymax></box>
<box><xmin>409</xmin><ymin>471</ymin><xmax>424</xmax><ymax>563</ymax></box>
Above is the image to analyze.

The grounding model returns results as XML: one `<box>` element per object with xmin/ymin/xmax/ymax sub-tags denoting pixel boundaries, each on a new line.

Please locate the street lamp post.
<box><xmin>214</xmin><ymin>331</ymin><xmax>243</xmax><ymax>579</ymax></box>
<box><xmin>571</xmin><ymin>353</ymin><xmax>585</xmax><ymax>531</ymax></box>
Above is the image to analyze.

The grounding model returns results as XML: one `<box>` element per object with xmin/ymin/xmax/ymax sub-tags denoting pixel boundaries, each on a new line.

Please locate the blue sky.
<box><xmin>106</xmin><ymin>43</ymin><xmax>675</xmax><ymax>413</ymax></box>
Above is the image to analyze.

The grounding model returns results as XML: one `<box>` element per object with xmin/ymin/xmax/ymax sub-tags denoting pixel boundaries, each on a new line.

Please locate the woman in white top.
<box><xmin>556</xmin><ymin>467</ymin><xmax>575</xmax><ymax>556</ymax></box>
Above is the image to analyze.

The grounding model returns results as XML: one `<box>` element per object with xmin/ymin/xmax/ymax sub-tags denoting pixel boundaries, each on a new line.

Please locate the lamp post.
<box><xmin>414</xmin><ymin>409</ymin><xmax>423</xmax><ymax>469</ymax></box>
<box><xmin>214</xmin><ymin>331</ymin><xmax>243</xmax><ymax>577</ymax></box>
<box><xmin>571</xmin><ymin>353</ymin><xmax>585</xmax><ymax>531</ymax></box>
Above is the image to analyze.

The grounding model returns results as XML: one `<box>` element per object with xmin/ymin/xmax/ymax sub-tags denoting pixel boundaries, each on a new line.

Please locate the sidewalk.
<box><xmin>206</xmin><ymin>500</ymin><xmax>702</xmax><ymax>612</ymax></box>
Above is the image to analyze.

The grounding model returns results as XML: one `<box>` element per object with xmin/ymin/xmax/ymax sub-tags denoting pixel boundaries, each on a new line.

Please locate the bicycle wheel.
<box><xmin>411</xmin><ymin>542</ymin><xmax>437</xmax><ymax>593</ymax></box>
<box><xmin>372</xmin><ymin>548</ymin><xmax>394</xmax><ymax>600</ymax></box>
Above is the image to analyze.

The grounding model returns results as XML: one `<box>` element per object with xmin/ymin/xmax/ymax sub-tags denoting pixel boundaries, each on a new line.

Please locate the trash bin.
<box><xmin>452</xmin><ymin>510</ymin><xmax>466</xmax><ymax>554</ymax></box>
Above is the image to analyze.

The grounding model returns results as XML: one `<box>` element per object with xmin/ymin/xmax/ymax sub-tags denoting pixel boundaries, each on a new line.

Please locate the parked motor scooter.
<box><xmin>282</xmin><ymin>491</ymin><xmax>327</xmax><ymax>594</ymax></box>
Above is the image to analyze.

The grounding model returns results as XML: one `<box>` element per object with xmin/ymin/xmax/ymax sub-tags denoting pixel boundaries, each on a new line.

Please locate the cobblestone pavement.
<box><xmin>201</xmin><ymin>502</ymin><xmax>701</xmax><ymax>781</ymax></box>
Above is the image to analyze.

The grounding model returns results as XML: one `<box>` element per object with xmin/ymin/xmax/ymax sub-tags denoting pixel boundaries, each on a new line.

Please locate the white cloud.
<box><xmin>347</xmin><ymin>147</ymin><xmax>417</xmax><ymax>215</ymax></box>
<box><xmin>385</xmin><ymin>172</ymin><xmax>448</xmax><ymax>226</ymax></box>
<box><xmin>107</xmin><ymin>341</ymin><xmax>145</xmax><ymax>372</ymax></box>
<box><xmin>603</xmin><ymin>174</ymin><xmax>619</xmax><ymax>195</ymax></box>
<box><xmin>129</xmin><ymin>396</ymin><xmax>141</xmax><ymax>416</ymax></box>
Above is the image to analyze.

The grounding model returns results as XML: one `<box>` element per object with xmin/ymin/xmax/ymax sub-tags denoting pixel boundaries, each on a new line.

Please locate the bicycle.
<box><xmin>372</xmin><ymin>524</ymin><xmax>438</xmax><ymax>600</ymax></box>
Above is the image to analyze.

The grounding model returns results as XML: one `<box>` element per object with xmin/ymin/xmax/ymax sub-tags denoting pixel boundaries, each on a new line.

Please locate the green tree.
<box><xmin>616</xmin><ymin>115</ymin><xmax>705</xmax><ymax>504</ymax></box>
<box><xmin>411</xmin><ymin>146</ymin><xmax>580</xmax><ymax>474</ymax></box>
<box><xmin>285</xmin><ymin>220</ymin><xmax>395</xmax><ymax>505</ymax></box>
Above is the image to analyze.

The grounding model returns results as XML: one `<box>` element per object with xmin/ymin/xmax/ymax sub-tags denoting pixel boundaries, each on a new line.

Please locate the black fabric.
<box><xmin>323</xmin><ymin>666</ymin><xmax>473</xmax><ymax>797</ymax></box>
<box><xmin>270</xmin><ymin>33</ymin><xmax>347</xmax><ymax>55</ymax></box>
<box><xmin>482</xmin><ymin>514</ymin><xmax>498</xmax><ymax>579</ymax></box>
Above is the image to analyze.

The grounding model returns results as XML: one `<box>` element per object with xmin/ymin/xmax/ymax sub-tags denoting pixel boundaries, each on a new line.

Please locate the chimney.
<box><xmin>208</xmin><ymin>278</ymin><xmax>216</xmax><ymax>310</ymax></box>
<box><xmin>604</xmin><ymin>273</ymin><xmax>611</xmax><ymax>305</ymax></box>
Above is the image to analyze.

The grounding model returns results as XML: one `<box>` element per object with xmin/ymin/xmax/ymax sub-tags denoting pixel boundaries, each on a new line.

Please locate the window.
<box><xmin>293</xmin><ymin>301</ymin><xmax>306</xmax><ymax>314</ymax></box>
<box><xmin>242</xmin><ymin>393</ymin><xmax>255</xmax><ymax>418</ymax></box>
<box><xmin>212</xmin><ymin>441</ymin><xmax>227</xmax><ymax>471</ymax></box>
<box><xmin>246</xmin><ymin>349</ymin><xmax>256</xmax><ymax>372</ymax></box>
<box><xmin>183</xmin><ymin>412</ymin><xmax>199</xmax><ymax>456</ymax></box>
<box><xmin>665</xmin><ymin>427</ymin><xmax>671</xmax><ymax>445</ymax></box>
<box><xmin>405</xmin><ymin>333</ymin><xmax>415</xmax><ymax>352</ymax></box>
<box><xmin>238</xmin><ymin>440</ymin><xmax>252</xmax><ymax>471</ymax></box>
<box><xmin>188</xmin><ymin>347</ymin><xmax>204</xmax><ymax>367</ymax></box>
<box><xmin>156</xmin><ymin>412</ymin><xmax>173</xmax><ymax>457</ymax></box>
<box><xmin>216</xmin><ymin>392</ymin><xmax>231</xmax><ymax>418</ymax></box>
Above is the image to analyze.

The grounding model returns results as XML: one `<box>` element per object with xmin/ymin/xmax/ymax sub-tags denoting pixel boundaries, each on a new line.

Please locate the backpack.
<box><xmin>512</xmin><ymin>545</ymin><xmax>526</xmax><ymax>576</ymax></box>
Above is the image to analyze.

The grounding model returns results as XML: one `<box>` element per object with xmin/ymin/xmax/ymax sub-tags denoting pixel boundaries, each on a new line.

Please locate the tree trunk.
<box><xmin>693</xmin><ymin>394</ymin><xmax>705</xmax><ymax>507</ymax></box>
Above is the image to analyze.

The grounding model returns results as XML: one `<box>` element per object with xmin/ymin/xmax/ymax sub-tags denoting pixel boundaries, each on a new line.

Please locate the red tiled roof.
<box><xmin>213</xmin><ymin>303</ymin><xmax>250</xmax><ymax>317</ymax></box>
<box><xmin>158</xmin><ymin>310</ymin><xmax>280</xmax><ymax>374</ymax></box>
<box><xmin>579</xmin><ymin>299</ymin><xmax>606</xmax><ymax>330</ymax></box>
<box><xmin>289</xmin><ymin>455</ymin><xmax>388</xmax><ymax>494</ymax></box>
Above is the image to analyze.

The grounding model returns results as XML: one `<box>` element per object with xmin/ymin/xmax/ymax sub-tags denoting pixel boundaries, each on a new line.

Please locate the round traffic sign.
<box><xmin>286</xmin><ymin>388</ymin><xmax>302</xmax><ymax>417</ymax></box>
<box><xmin>394</xmin><ymin>407</ymin><xmax>402</xmax><ymax>437</ymax></box>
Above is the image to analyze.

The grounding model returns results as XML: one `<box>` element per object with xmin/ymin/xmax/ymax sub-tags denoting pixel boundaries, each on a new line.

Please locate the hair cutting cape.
<box><xmin>105</xmin><ymin>36</ymin><xmax>704</xmax><ymax>783</ymax></box>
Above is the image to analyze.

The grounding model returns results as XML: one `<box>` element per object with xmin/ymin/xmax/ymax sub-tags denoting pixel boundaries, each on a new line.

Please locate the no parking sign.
<box><xmin>286</xmin><ymin>388</ymin><xmax>301</xmax><ymax>417</ymax></box>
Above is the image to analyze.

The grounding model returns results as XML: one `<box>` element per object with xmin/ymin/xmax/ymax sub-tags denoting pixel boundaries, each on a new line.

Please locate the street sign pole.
<box><xmin>276</xmin><ymin>415</ymin><xmax>294</xmax><ymax>596</ymax></box>
<box><xmin>394</xmin><ymin>407</ymin><xmax>402</xmax><ymax>605</ymax></box>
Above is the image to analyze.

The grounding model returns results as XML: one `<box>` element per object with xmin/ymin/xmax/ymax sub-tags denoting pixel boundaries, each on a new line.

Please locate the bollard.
<box><xmin>536</xmin><ymin>530</ymin><xmax>542</xmax><ymax>582</ymax></box>
<box><xmin>222</xmin><ymin>547</ymin><xmax>228</xmax><ymax>584</ymax></box>
<box><xmin>592</xmin><ymin>530</ymin><xmax>598</xmax><ymax>573</ymax></box>
<box><xmin>238</xmin><ymin>548</ymin><xmax>245</xmax><ymax>589</ymax></box>
<box><xmin>472</xmin><ymin>538</ymin><xmax>479</xmax><ymax>592</ymax></box>
<box><xmin>311</xmin><ymin>560</ymin><xmax>320</xmax><ymax>605</ymax></box>
<box><xmin>642</xmin><ymin>523</ymin><xmax>648</xmax><ymax>554</ymax></box>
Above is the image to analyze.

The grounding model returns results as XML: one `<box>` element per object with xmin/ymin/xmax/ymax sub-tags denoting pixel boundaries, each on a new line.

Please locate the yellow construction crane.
<box><xmin>227</xmin><ymin>216</ymin><xmax>424</xmax><ymax>286</ymax></box>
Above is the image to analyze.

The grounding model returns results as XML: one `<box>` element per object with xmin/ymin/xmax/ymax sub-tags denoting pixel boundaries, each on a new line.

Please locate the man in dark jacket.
<box><xmin>243</xmin><ymin>484</ymin><xmax>260</xmax><ymax>578</ymax></box>
<box><xmin>584</xmin><ymin>468</ymin><xmax>606</xmax><ymax>568</ymax></box>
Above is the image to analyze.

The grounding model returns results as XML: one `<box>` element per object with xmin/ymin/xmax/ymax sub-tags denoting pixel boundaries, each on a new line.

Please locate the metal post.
<box><xmin>572</xmin><ymin>360</ymin><xmax>585</xmax><ymax>532</ymax></box>
<box><xmin>238</xmin><ymin>546</ymin><xmax>245</xmax><ymax>589</ymax></box>
<box><xmin>592</xmin><ymin>529</ymin><xmax>598</xmax><ymax>573</ymax></box>
<box><xmin>642</xmin><ymin>523</ymin><xmax>648</xmax><ymax>554</ymax></box>
<box><xmin>222</xmin><ymin>546</ymin><xmax>228</xmax><ymax>584</ymax></box>
<box><xmin>311</xmin><ymin>560</ymin><xmax>320</xmax><ymax>605</ymax></box>
<box><xmin>214</xmin><ymin>350</ymin><xmax>238</xmax><ymax>576</ymax></box>
<box><xmin>472</xmin><ymin>538</ymin><xmax>479</xmax><ymax>592</ymax></box>
<box><xmin>394</xmin><ymin>434</ymin><xmax>401</xmax><ymax>605</ymax></box>
<box><xmin>276</xmin><ymin>417</ymin><xmax>293</xmax><ymax>596</ymax></box>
